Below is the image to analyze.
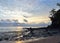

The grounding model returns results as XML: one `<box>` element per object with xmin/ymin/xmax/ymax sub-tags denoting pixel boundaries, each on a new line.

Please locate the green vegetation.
<box><xmin>49</xmin><ymin>3</ymin><xmax>60</xmax><ymax>29</ymax></box>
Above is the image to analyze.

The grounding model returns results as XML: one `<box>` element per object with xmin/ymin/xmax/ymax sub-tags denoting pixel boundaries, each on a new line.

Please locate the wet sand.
<box><xmin>25</xmin><ymin>35</ymin><xmax>60</xmax><ymax>43</ymax></box>
<box><xmin>0</xmin><ymin>35</ymin><xmax>60</xmax><ymax>43</ymax></box>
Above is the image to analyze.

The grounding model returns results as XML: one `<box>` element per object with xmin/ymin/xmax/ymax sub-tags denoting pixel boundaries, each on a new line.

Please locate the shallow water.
<box><xmin>0</xmin><ymin>41</ymin><xmax>24</xmax><ymax>43</ymax></box>
<box><xmin>0</xmin><ymin>24</ymin><xmax>59</xmax><ymax>43</ymax></box>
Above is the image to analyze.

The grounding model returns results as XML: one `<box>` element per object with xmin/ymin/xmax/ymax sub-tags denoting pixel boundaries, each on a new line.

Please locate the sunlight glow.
<box><xmin>15</xmin><ymin>41</ymin><xmax>24</xmax><ymax>43</ymax></box>
<box><xmin>27</xmin><ymin>16</ymin><xmax>50</xmax><ymax>24</ymax></box>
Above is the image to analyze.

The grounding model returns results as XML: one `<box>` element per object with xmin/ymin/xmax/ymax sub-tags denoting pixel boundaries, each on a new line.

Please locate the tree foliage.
<box><xmin>50</xmin><ymin>3</ymin><xmax>60</xmax><ymax>28</ymax></box>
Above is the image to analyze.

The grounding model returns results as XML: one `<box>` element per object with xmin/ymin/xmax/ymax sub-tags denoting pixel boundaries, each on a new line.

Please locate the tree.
<box><xmin>57</xmin><ymin>3</ymin><xmax>60</xmax><ymax>7</ymax></box>
<box><xmin>50</xmin><ymin>9</ymin><xmax>56</xmax><ymax>15</ymax></box>
<box><xmin>49</xmin><ymin>3</ymin><xmax>60</xmax><ymax>28</ymax></box>
<box><xmin>50</xmin><ymin>9</ymin><xmax>56</xmax><ymax>21</ymax></box>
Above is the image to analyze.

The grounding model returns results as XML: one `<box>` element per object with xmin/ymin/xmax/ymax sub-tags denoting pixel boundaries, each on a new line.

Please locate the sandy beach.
<box><xmin>0</xmin><ymin>35</ymin><xmax>60</xmax><ymax>43</ymax></box>
<box><xmin>25</xmin><ymin>35</ymin><xmax>60</xmax><ymax>43</ymax></box>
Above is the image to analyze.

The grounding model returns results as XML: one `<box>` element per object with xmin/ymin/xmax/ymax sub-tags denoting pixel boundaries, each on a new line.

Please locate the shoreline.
<box><xmin>24</xmin><ymin>35</ymin><xmax>60</xmax><ymax>43</ymax></box>
<box><xmin>0</xmin><ymin>35</ymin><xmax>60</xmax><ymax>43</ymax></box>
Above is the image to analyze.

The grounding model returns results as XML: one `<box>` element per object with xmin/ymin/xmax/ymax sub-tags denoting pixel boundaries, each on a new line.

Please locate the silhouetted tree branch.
<box><xmin>49</xmin><ymin>3</ymin><xmax>60</xmax><ymax>29</ymax></box>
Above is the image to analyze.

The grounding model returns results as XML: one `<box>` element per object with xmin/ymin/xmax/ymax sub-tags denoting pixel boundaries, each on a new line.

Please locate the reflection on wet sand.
<box><xmin>15</xmin><ymin>41</ymin><xmax>24</xmax><ymax>43</ymax></box>
<box><xmin>0</xmin><ymin>41</ymin><xmax>24</xmax><ymax>43</ymax></box>
<box><xmin>0</xmin><ymin>35</ymin><xmax>60</xmax><ymax>43</ymax></box>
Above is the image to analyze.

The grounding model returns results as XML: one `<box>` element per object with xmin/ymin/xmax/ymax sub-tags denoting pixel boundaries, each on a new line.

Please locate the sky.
<box><xmin>0</xmin><ymin>0</ymin><xmax>60</xmax><ymax>24</ymax></box>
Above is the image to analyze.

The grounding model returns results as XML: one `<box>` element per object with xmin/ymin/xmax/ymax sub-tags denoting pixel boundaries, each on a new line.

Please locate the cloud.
<box><xmin>0</xmin><ymin>0</ymin><xmax>50</xmax><ymax>16</ymax></box>
<box><xmin>0</xmin><ymin>5</ymin><xmax>50</xmax><ymax>23</ymax></box>
<box><xmin>0</xmin><ymin>0</ymin><xmax>60</xmax><ymax>16</ymax></box>
<box><xmin>0</xmin><ymin>0</ymin><xmax>60</xmax><ymax>23</ymax></box>
<box><xmin>0</xmin><ymin>5</ymin><xmax>32</xmax><ymax>19</ymax></box>
<box><xmin>0</xmin><ymin>20</ymin><xmax>51</xmax><ymax>27</ymax></box>
<box><xmin>23</xmin><ymin>19</ymin><xmax>28</xmax><ymax>23</ymax></box>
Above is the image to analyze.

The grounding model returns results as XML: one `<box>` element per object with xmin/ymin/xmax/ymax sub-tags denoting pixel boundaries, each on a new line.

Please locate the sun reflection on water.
<box><xmin>15</xmin><ymin>41</ymin><xmax>24</xmax><ymax>43</ymax></box>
